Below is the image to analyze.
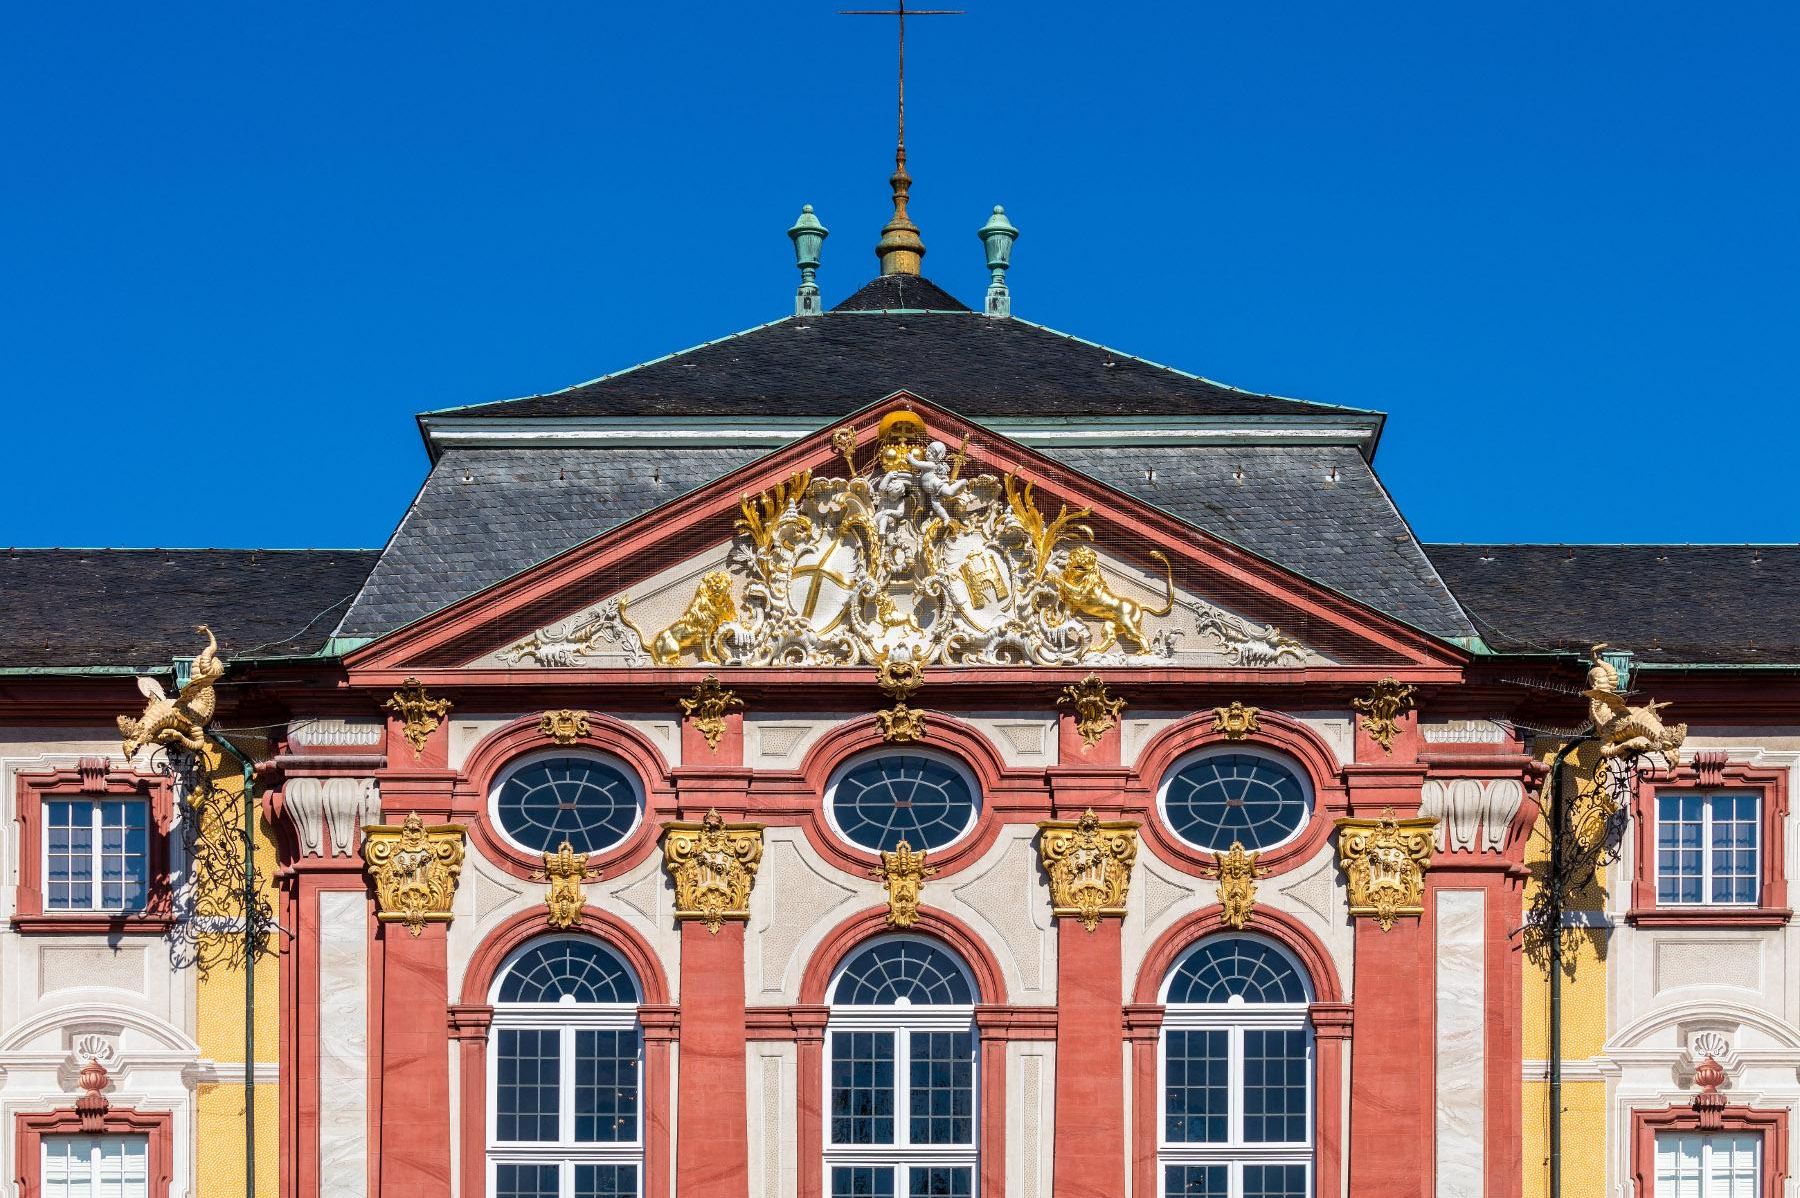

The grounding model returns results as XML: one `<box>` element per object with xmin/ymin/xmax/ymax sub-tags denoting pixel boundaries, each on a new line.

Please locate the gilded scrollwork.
<box><xmin>363</xmin><ymin>812</ymin><xmax>467</xmax><ymax>936</ymax></box>
<box><xmin>663</xmin><ymin>809</ymin><xmax>764</xmax><ymax>932</ymax></box>
<box><xmin>876</xmin><ymin>658</ymin><xmax>928</xmax><ymax>743</ymax></box>
<box><xmin>1353</xmin><ymin>678</ymin><xmax>1416</xmax><ymax>755</ymax></box>
<box><xmin>1059</xmin><ymin>673</ymin><xmax>1125</xmax><ymax>747</ymax></box>
<box><xmin>384</xmin><ymin>678</ymin><xmax>452</xmax><ymax>758</ymax></box>
<box><xmin>533</xmin><ymin>840</ymin><xmax>602</xmax><ymax>930</ymax></box>
<box><xmin>1207</xmin><ymin>841</ymin><xmax>1266</xmax><ymax>930</ymax></box>
<box><xmin>1212</xmin><ymin>701</ymin><xmax>1261</xmax><ymax>740</ymax></box>
<box><xmin>538</xmin><ymin>709</ymin><xmax>591</xmax><ymax>745</ymax></box>
<box><xmin>680</xmin><ymin>674</ymin><xmax>743</xmax><ymax>751</ymax></box>
<box><xmin>1038</xmin><ymin>809</ymin><xmax>1139</xmax><ymax>931</ymax></box>
<box><xmin>871</xmin><ymin>838</ymin><xmax>937</xmax><ymax>928</ymax></box>
<box><xmin>1335</xmin><ymin>808</ymin><xmax>1436</xmax><ymax>931</ymax></box>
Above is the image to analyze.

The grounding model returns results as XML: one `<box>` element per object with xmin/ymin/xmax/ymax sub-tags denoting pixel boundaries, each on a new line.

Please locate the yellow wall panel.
<box><xmin>195</xmin><ymin>1082</ymin><xmax>280</xmax><ymax>1198</ymax></box>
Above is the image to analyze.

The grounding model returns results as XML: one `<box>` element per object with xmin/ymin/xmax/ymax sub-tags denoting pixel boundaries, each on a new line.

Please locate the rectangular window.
<box><xmin>1164</xmin><ymin>1029</ymin><xmax>1229</xmax><ymax>1144</ymax></box>
<box><xmin>495</xmin><ymin>1028</ymin><xmax>562</xmax><ymax>1142</ymax></box>
<box><xmin>831</xmin><ymin>1166</ymin><xmax>896</xmax><ymax>1198</ymax></box>
<box><xmin>907</xmin><ymin>1031</ymin><xmax>974</xmax><ymax>1146</ymax></box>
<box><xmin>45</xmin><ymin>799</ymin><xmax>150</xmax><ymax>912</ymax></box>
<box><xmin>830</xmin><ymin>1030</ymin><xmax>897</xmax><ymax>1145</ymax></box>
<box><xmin>42</xmin><ymin>1135</ymin><xmax>149</xmax><ymax>1198</ymax></box>
<box><xmin>1655</xmin><ymin>1131</ymin><xmax>1760</xmax><ymax>1197</ymax></box>
<box><xmin>1657</xmin><ymin>793</ymin><xmax>1761</xmax><ymax>906</ymax></box>
<box><xmin>574</xmin><ymin>1029</ymin><xmax>639</xmax><ymax>1144</ymax></box>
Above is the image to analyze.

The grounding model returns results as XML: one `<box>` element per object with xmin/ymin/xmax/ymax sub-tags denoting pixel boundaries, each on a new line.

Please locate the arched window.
<box><xmin>490</xmin><ymin>752</ymin><xmax>644</xmax><ymax>856</ymax></box>
<box><xmin>826</xmin><ymin>751</ymin><xmax>979</xmax><ymax>853</ymax></box>
<box><xmin>1159</xmin><ymin>749</ymin><xmax>1313</xmax><ymax>853</ymax></box>
<box><xmin>1159</xmin><ymin>936</ymin><xmax>1314</xmax><ymax>1198</ymax></box>
<box><xmin>488</xmin><ymin>938</ymin><xmax>643</xmax><ymax>1198</ymax></box>
<box><xmin>826</xmin><ymin>937</ymin><xmax>978</xmax><ymax>1197</ymax></box>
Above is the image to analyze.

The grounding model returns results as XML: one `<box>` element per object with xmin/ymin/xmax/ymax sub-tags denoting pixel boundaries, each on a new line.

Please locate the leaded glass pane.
<box><xmin>908</xmin><ymin>1031</ymin><xmax>974</xmax><ymax>1145</ymax></box>
<box><xmin>1163</xmin><ymin>752</ymin><xmax>1310</xmax><ymax>851</ymax></box>
<box><xmin>575</xmin><ymin>1029</ymin><xmax>640</xmax><ymax>1142</ymax></box>
<box><xmin>1165</xmin><ymin>938</ymin><xmax>1309</xmax><ymax>1005</ymax></box>
<box><xmin>498</xmin><ymin>939</ymin><xmax>638</xmax><ymax>1004</ymax></box>
<box><xmin>830</xmin><ymin>1030</ymin><xmax>895</xmax><ymax>1144</ymax></box>
<box><xmin>831</xmin><ymin>1166</ymin><xmax>896</xmax><ymax>1198</ymax></box>
<box><xmin>495</xmin><ymin>1028</ymin><xmax>561</xmax><ymax>1141</ymax></box>
<box><xmin>832</xmin><ymin>940</ymin><xmax>973</xmax><ymax>1005</ymax></box>
<box><xmin>1243</xmin><ymin>1030</ymin><xmax>1309</xmax><ymax>1143</ymax></box>
<box><xmin>830</xmin><ymin>754</ymin><xmax>977</xmax><ymax>851</ymax></box>
<box><xmin>1164</xmin><ymin>1164</ymin><xmax>1228</xmax><ymax>1198</ymax></box>
<box><xmin>1164</xmin><ymin>1029</ymin><xmax>1228</xmax><ymax>1143</ymax></box>
<box><xmin>496</xmin><ymin>755</ymin><xmax>642</xmax><ymax>854</ymax></box>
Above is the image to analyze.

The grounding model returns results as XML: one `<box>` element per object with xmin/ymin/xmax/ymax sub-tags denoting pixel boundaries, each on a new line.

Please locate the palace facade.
<box><xmin>3</xmin><ymin>200</ymin><xmax>1798</xmax><ymax>1198</ymax></box>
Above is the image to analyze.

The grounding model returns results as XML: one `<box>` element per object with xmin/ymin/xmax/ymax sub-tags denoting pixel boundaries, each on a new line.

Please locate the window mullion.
<box><xmin>562</xmin><ymin>1026</ymin><xmax>577</xmax><ymax>1148</ymax></box>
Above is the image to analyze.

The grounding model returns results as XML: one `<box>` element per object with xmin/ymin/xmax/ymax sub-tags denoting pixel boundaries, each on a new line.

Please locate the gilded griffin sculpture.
<box><xmin>118</xmin><ymin>625</ymin><xmax>224</xmax><ymax>757</ymax></box>
<box><xmin>1585</xmin><ymin>644</ymin><xmax>1687</xmax><ymax>762</ymax></box>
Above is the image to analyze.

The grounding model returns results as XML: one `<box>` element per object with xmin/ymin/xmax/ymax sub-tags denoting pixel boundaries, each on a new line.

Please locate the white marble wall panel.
<box><xmin>747</xmin><ymin>1042</ymin><xmax>797</xmax><ymax>1198</ymax></box>
<box><xmin>1007</xmin><ymin>1043</ymin><xmax>1053</xmax><ymax>1198</ymax></box>
<box><xmin>318</xmin><ymin>890</ymin><xmax>368</xmax><ymax>1198</ymax></box>
<box><xmin>1435</xmin><ymin>889</ymin><xmax>1485</xmax><ymax>1198</ymax></box>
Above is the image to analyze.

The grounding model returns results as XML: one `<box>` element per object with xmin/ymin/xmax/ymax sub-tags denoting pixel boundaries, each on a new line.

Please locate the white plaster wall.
<box><xmin>0</xmin><ymin>729</ymin><xmax>202</xmax><ymax>1198</ymax></box>
<box><xmin>447</xmin><ymin>713</ymin><xmax>681</xmax><ymax>772</ymax></box>
<box><xmin>1120</xmin><ymin>709</ymin><xmax>1352</xmax><ymax>769</ymax></box>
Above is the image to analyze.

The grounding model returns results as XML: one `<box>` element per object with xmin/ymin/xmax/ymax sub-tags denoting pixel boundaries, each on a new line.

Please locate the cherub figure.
<box><xmin>904</xmin><ymin>440</ymin><xmax>968</xmax><ymax>525</ymax></box>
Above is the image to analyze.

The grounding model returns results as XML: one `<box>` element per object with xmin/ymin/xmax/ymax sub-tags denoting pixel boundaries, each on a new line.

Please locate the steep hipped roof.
<box><xmin>335</xmin><ymin>438</ymin><xmax>1476</xmax><ymax>642</ymax></box>
<box><xmin>1426</xmin><ymin>544</ymin><xmax>1800</xmax><ymax>665</ymax></box>
<box><xmin>0</xmin><ymin>549</ymin><xmax>379</xmax><ymax>669</ymax></box>
<box><xmin>428</xmin><ymin>288</ymin><xmax>1364</xmax><ymax>423</ymax></box>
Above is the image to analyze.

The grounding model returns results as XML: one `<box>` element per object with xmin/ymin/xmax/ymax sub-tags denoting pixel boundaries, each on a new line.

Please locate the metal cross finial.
<box><xmin>841</xmin><ymin>0</ymin><xmax>963</xmax><ymax>275</ymax></box>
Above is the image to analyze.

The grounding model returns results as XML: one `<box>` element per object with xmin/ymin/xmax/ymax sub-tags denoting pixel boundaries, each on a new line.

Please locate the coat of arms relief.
<box><xmin>495</xmin><ymin>411</ymin><xmax>1320</xmax><ymax>670</ymax></box>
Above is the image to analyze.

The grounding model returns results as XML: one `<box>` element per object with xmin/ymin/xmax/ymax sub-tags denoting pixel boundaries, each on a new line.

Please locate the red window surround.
<box><xmin>1628</xmin><ymin>752</ymin><xmax>1791</xmax><ymax>928</ymax></box>
<box><xmin>13</xmin><ymin>758</ymin><xmax>175</xmax><ymax>934</ymax></box>
<box><xmin>13</xmin><ymin>1063</ymin><xmax>174</xmax><ymax>1198</ymax></box>
<box><xmin>1631</xmin><ymin>1103</ymin><xmax>1789</xmax><ymax>1197</ymax></box>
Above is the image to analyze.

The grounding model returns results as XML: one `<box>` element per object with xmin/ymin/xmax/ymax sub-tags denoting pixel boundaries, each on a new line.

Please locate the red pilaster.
<box><xmin>1051</xmin><ymin>919</ymin><xmax>1126</xmax><ymax>1198</ymax></box>
<box><xmin>377</xmin><ymin>923</ymin><xmax>453</xmax><ymax>1198</ymax></box>
<box><xmin>1309</xmin><ymin>1003</ymin><xmax>1353</xmax><ymax>1198</ymax></box>
<box><xmin>676</xmin><ymin>921</ymin><xmax>751</xmax><ymax>1198</ymax></box>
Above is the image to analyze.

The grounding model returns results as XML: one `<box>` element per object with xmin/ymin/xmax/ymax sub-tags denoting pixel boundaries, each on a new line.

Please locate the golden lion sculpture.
<box><xmin>624</xmin><ymin>571</ymin><xmax>736</xmax><ymax>666</ymax></box>
<box><xmin>118</xmin><ymin>625</ymin><xmax>224</xmax><ymax>757</ymax></box>
<box><xmin>1053</xmin><ymin>546</ymin><xmax>1175</xmax><ymax>656</ymax></box>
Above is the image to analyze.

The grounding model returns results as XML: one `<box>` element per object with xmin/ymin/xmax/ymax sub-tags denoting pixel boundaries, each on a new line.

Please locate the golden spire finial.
<box><xmin>842</xmin><ymin>0</ymin><xmax>962</xmax><ymax>275</ymax></box>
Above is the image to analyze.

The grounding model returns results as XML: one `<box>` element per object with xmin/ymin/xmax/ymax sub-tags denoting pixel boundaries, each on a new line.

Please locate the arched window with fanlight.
<box><xmin>826</xmin><ymin>936</ymin><xmax>978</xmax><ymax>1198</ymax></box>
<box><xmin>487</xmin><ymin>937</ymin><xmax>643</xmax><ymax>1198</ymax></box>
<box><xmin>1159</xmin><ymin>935</ymin><xmax>1315</xmax><ymax>1198</ymax></box>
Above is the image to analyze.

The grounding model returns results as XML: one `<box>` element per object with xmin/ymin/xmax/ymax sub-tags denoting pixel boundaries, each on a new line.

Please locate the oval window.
<box><xmin>1160</xmin><ymin>749</ymin><xmax>1312</xmax><ymax>852</ymax></box>
<box><xmin>492</xmin><ymin>752</ymin><xmax>644</xmax><ymax>855</ymax></box>
<box><xmin>826</xmin><ymin>751</ymin><xmax>978</xmax><ymax>853</ymax></box>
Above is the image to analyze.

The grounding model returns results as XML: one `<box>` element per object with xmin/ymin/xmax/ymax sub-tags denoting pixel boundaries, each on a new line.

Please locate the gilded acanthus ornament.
<box><xmin>1059</xmin><ymin>673</ymin><xmax>1125</xmax><ymax>747</ymax></box>
<box><xmin>1206</xmin><ymin>841</ymin><xmax>1266</xmax><ymax>930</ymax></box>
<box><xmin>871</xmin><ymin>837</ymin><xmax>937</xmax><ymax>928</ymax></box>
<box><xmin>533</xmin><ymin>840</ymin><xmax>602</xmax><ymax>930</ymax></box>
<box><xmin>538</xmin><ymin>709</ymin><xmax>591</xmax><ymax>745</ymax></box>
<box><xmin>680</xmin><ymin>675</ymin><xmax>742</xmax><ymax>751</ymax></box>
<box><xmin>1335</xmin><ymin>809</ymin><xmax>1437</xmax><ymax>931</ymax></box>
<box><xmin>363</xmin><ymin>812</ymin><xmax>467</xmax><ymax>936</ymax></box>
<box><xmin>1038</xmin><ymin>809</ymin><xmax>1139</xmax><ymax>931</ymax></box>
<box><xmin>1584</xmin><ymin>644</ymin><xmax>1687</xmax><ymax>763</ymax></box>
<box><xmin>1212</xmin><ymin>701</ymin><xmax>1261</xmax><ymax>740</ymax></box>
<box><xmin>663</xmin><ymin>809</ymin><xmax>764</xmax><ymax>932</ymax></box>
<box><xmin>1353</xmin><ymin>678</ymin><xmax>1416</xmax><ymax>755</ymax></box>
<box><xmin>118</xmin><ymin>625</ymin><xmax>224</xmax><ymax>758</ymax></box>
<box><xmin>385</xmin><ymin>678</ymin><xmax>452</xmax><ymax>758</ymax></box>
<box><xmin>876</xmin><ymin>658</ymin><xmax>928</xmax><ymax>743</ymax></box>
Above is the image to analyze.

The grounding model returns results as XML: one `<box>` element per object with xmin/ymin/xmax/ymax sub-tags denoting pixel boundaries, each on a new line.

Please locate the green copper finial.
<box><xmin>789</xmin><ymin>204</ymin><xmax>829</xmax><ymax>317</ymax></box>
<box><xmin>978</xmin><ymin>204</ymin><xmax>1019</xmax><ymax>317</ymax></box>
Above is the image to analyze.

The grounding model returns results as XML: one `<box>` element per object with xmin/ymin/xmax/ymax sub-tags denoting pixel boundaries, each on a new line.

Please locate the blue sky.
<box><xmin>3</xmin><ymin>1</ymin><xmax>1795</xmax><ymax>549</ymax></box>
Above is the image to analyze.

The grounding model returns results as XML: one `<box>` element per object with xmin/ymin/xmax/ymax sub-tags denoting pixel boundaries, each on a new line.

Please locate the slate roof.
<box><xmin>334</xmin><ymin>441</ymin><xmax>1477</xmax><ymax>642</ymax></box>
<box><xmin>1426</xmin><ymin>544</ymin><xmax>1800</xmax><ymax>665</ymax></box>
<box><xmin>831</xmin><ymin>274</ymin><xmax>971</xmax><ymax>312</ymax></box>
<box><xmin>0</xmin><ymin>549</ymin><xmax>379</xmax><ymax>669</ymax></box>
<box><xmin>433</xmin><ymin>298</ymin><xmax>1358</xmax><ymax>421</ymax></box>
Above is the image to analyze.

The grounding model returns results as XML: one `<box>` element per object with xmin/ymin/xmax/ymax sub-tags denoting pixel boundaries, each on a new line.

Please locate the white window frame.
<box><xmin>823</xmin><ymin>1007</ymin><xmax>980</xmax><ymax>1196</ymax></box>
<box><xmin>41</xmin><ymin>1133</ymin><xmax>150</xmax><ymax>1198</ymax></box>
<box><xmin>1654</xmin><ymin>1130</ymin><xmax>1762</xmax><ymax>1197</ymax></box>
<box><xmin>486</xmin><ymin>944</ymin><xmax>644</xmax><ymax>1198</ymax></box>
<box><xmin>823</xmin><ymin>747</ymin><xmax>982</xmax><ymax>856</ymax></box>
<box><xmin>43</xmin><ymin>797</ymin><xmax>151</xmax><ymax>913</ymax></box>
<box><xmin>1655</xmin><ymin>791</ymin><xmax>1762</xmax><ymax>908</ymax></box>
<box><xmin>486</xmin><ymin>748</ymin><xmax>646</xmax><ymax>858</ymax></box>
<box><xmin>1157</xmin><ymin>942</ymin><xmax>1315</xmax><ymax>1198</ymax></box>
<box><xmin>1156</xmin><ymin>746</ymin><xmax>1315</xmax><ymax>856</ymax></box>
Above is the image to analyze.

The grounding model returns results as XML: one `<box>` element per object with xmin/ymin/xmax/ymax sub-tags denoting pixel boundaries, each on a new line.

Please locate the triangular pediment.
<box><xmin>347</xmin><ymin>396</ymin><xmax>1465</xmax><ymax>677</ymax></box>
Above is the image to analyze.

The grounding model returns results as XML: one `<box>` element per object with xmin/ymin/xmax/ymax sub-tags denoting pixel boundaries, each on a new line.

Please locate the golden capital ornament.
<box><xmin>663</xmin><ymin>809</ymin><xmax>764</xmax><ymax>932</ymax></box>
<box><xmin>533</xmin><ymin>840</ymin><xmax>602</xmax><ymax>930</ymax></box>
<box><xmin>871</xmin><ymin>838</ymin><xmax>938</xmax><ymax>928</ymax></box>
<box><xmin>363</xmin><ymin>812</ymin><xmax>467</xmax><ymax>936</ymax></box>
<box><xmin>1212</xmin><ymin>701</ymin><xmax>1261</xmax><ymax>741</ymax></box>
<box><xmin>1038</xmin><ymin>809</ymin><xmax>1139</xmax><ymax>931</ymax></box>
<box><xmin>538</xmin><ymin>709</ymin><xmax>591</xmax><ymax>745</ymax></box>
<box><xmin>1335</xmin><ymin>808</ymin><xmax>1436</xmax><ymax>931</ymax></box>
